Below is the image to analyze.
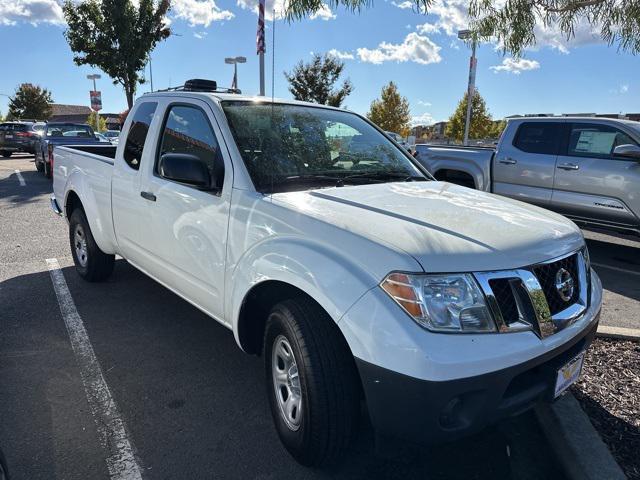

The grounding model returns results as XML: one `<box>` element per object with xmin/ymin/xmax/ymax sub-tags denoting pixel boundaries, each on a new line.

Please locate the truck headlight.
<box><xmin>380</xmin><ymin>272</ymin><xmax>496</xmax><ymax>333</ymax></box>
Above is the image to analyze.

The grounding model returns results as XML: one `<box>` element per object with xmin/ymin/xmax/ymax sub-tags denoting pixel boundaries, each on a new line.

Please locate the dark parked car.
<box><xmin>0</xmin><ymin>121</ymin><xmax>41</xmax><ymax>156</ymax></box>
<box><xmin>35</xmin><ymin>123</ymin><xmax>102</xmax><ymax>178</ymax></box>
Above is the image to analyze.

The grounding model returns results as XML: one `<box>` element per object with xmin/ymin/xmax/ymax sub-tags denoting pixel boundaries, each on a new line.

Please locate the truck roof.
<box><xmin>141</xmin><ymin>90</ymin><xmax>346</xmax><ymax>112</ymax></box>
<box><xmin>506</xmin><ymin>116</ymin><xmax>640</xmax><ymax>127</ymax></box>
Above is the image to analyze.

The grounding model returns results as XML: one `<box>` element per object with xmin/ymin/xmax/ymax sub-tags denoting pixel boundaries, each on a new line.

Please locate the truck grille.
<box><xmin>475</xmin><ymin>250</ymin><xmax>590</xmax><ymax>338</ymax></box>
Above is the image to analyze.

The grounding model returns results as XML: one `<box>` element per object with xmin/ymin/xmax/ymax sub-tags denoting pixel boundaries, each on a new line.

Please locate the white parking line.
<box><xmin>14</xmin><ymin>169</ymin><xmax>25</xmax><ymax>186</ymax></box>
<box><xmin>592</xmin><ymin>262</ymin><xmax>640</xmax><ymax>278</ymax></box>
<box><xmin>46</xmin><ymin>258</ymin><xmax>143</xmax><ymax>480</ymax></box>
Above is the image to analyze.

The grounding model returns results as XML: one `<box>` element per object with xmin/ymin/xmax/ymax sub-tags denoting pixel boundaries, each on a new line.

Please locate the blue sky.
<box><xmin>1</xmin><ymin>0</ymin><xmax>638</xmax><ymax>125</ymax></box>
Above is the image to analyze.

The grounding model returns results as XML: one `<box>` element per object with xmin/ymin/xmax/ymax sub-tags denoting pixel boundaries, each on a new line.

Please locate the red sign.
<box><xmin>90</xmin><ymin>91</ymin><xmax>102</xmax><ymax>111</ymax></box>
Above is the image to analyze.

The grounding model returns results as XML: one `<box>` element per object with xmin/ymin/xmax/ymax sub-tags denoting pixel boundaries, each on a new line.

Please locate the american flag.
<box><xmin>256</xmin><ymin>0</ymin><xmax>265</xmax><ymax>54</ymax></box>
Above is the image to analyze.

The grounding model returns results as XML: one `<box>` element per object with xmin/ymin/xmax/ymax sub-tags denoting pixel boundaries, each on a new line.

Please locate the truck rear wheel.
<box><xmin>35</xmin><ymin>159</ymin><xmax>44</xmax><ymax>172</ymax></box>
<box><xmin>69</xmin><ymin>209</ymin><xmax>115</xmax><ymax>282</ymax></box>
<box><xmin>1</xmin><ymin>151</ymin><xmax>11</xmax><ymax>158</ymax></box>
<box><xmin>264</xmin><ymin>297</ymin><xmax>360</xmax><ymax>467</ymax></box>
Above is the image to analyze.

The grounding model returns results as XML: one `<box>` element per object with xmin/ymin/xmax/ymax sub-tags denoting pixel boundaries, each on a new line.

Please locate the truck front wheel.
<box><xmin>69</xmin><ymin>209</ymin><xmax>115</xmax><ymax>282</ymax></box>
<box><xmin>264</xmin><ymin>297</ymin><xmax>360</xmax><ymax>467</ymax></box>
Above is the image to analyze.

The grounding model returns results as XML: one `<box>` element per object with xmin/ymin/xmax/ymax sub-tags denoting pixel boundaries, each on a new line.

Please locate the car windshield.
<box><xmin>47</xmin><ymin>125</ymin><xmax>93</xmax><ymax>138</ymax></box>
<box><xmin>222</xmin><ymin>101</ymin><xmax>428</xmax><ymax>193</ymax></box>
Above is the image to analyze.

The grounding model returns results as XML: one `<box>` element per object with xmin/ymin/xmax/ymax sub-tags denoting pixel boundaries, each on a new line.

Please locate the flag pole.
<box><xmin>257</xmin><ymin>0</ymin><xmax>266</xmax><ymax>96</ymax></box>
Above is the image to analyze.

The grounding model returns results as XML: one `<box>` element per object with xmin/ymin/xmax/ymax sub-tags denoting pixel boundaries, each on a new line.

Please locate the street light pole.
<box><xmin>225</xmin><ymin>56</ymin><xmax>247</xmax><ymax>90</ymax></box>
<box><xmin>458</xmin><ymin>30</ymin><xmax>477</xmax><ymax>147</ymax></box>
<box><xmin>87</xmin><ymin>73</ymin><xmax>101</xmax><ymax>93</ymax></box>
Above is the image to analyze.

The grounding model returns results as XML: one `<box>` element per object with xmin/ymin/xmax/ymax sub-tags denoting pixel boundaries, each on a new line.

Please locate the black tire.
<box><xmin>35</xmin><ymin>159</ymin><xmax>44</xmax><ymax>172</ymax></box>
<box><xmin>264</xmin><ymin>297</ymin><xmax>360</xmax><ymax>467</ymax></box>
<box><xmin>1</xmin><ymin>151</ymin><xmax>11</xmax><ymax>158</ymax></box>
<box><xmin>44</xmin><ymin>159</ymin><xmax>52</xmax><ymax>178</ymax></box>
<box><xmin>69</xmin><ymin>208</ymin><xmax>115</xmax><ymax>282</ymax></box>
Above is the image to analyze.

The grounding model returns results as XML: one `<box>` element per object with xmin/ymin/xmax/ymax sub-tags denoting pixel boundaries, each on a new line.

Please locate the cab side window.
<box><xmin>123</xmin><ymin>102</ymin><xmax>158</xmax><ymax>170</ymax></box>
<box><xmin>567</xmin><ymin>123</ymin><xmax>637</xmax><ymax>159</ymax></box>
<box><xmin>157</xmin><ymin>105</ymin><xmax>224</xmax><ymax>191</ymax></box>
<box><xmin>513</xmin><ymin>122</ymin><xmax>562</xmax><ymax>155</ymax></box>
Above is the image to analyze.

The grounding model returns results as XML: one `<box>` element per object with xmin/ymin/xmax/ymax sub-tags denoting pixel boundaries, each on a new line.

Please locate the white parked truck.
<box><xmin>51</xmin><ymin>80</ymin><xmax>603</xmax><ymax>466</ymax></box>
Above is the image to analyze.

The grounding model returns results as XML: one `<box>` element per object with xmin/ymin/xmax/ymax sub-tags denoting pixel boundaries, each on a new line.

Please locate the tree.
<box><xmin>366</xmin><ymin>82</ymin><xmax>411</xmax><ymax>136</ymax></box>
<box><xmin>285</xmin><ymin>0</ymin><xmax>640</xmax><ymax>56</ymax></box>
<box><xmin>284</xmin><ymin>53</ymin><xmax>353</xmax><ymax>107</ymax></box>
<box><xmin>489</xmin><ymin>119</ymin><xmax>507</xmax><ymax>139</ymax></box>
<box><xmin>63</xmin><ymin>0</ymin><xmax>171</xmax><ymax>108</ymax></box>
<box><xmin>7</xmin><ymin>84</ymin><xmax>53</xmax><ymax>120</ymax></box>
<box><xmin>87</xmin><ymin>111</ymin><xmax>107</xmax><ymax>132</ymax></box>
<box><xmin>445</xmin><ymin>90</ymin><xmax>494</xmax><ymax>142</ymax></box>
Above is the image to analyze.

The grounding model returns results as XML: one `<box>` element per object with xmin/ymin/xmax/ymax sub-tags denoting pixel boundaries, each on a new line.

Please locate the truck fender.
<box><xmin>63</xmin><ymin>170</ymin><xmax>118</xmax><ymax>255</ymax></box>
<box><xmin>227</xmin><ymin>236</ymin><xmax>378</xmax><ymax>352</ymax></box>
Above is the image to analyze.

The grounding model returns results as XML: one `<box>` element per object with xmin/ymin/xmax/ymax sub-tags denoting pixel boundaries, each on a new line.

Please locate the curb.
<box><xmin>597</xmin><ymin>325</ymin><xmax>640</xmax><ymax>341</ymax></box>
<box><xmin>535</xmin><ymin>393</ymin><xmax>626</xmax><ymax>480</ymax></box>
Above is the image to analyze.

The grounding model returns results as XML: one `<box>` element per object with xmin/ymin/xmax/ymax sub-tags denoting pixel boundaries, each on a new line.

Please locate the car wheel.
<box><xmin>35</xmin><ymin>160</ymin><xmax>44</xmax><ymax>172</ymax></box>
<box><xmin>1</xmin><ymin>151</ymin><xmax>11</xmax><ymax>158</ymax></box>
<box><xmin>264</xmin><ymin>297</ymin><xmax>360</xmax><ymax>467</ymax></box>
<box><xmin>69</xmin><ymin>208</ymin><xmax>115</xmax><ymax>282</ymax></box>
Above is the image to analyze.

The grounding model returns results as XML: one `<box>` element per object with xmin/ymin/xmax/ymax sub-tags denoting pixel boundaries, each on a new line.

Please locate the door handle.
<box><xmin>499</xmin><ymin>158</ymin><xmax>517</xmax><ymax>165</ymax></box>
<box><xmin>140</xmin><ymin>191</ymin><xmax>156</xmax><ymax>202</ymax></box>
<box><xmin>557</xmin><ymin>163</ymin><xmax>579</xmax><ymax>171</ymax></box>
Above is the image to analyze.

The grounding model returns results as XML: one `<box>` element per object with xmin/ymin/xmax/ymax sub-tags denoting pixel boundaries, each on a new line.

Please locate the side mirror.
<box><xmin>613</xmin><ymin>144</ymin><xmax>640</xmax><ymax>161</ymax></box>
<box><xmin>159</xmin><ymin>153</ymin><xmax>212</xmax><ymax>189</ymax></box>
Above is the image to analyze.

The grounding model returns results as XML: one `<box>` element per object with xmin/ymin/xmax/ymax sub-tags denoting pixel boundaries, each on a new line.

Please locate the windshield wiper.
<box><xmin>336</xmin><ymin>172</ymin><xmax>427</xmax><ymax>186</ymax></box>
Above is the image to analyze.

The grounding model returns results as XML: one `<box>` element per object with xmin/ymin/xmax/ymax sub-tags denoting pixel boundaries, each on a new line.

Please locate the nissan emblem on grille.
<box><xmin>555</xmin><ymin>268</ymin><xmax>574</xmax><ymax>302</ymax></box>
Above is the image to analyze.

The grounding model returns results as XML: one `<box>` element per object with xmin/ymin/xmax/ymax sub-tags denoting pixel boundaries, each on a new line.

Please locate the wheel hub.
<box><xmin>74</xmin><ymin>224</ymin><xmax>88</xmax><ymax>268</ymax></box>
<box><xmin>272</xmin><ymin>335</ymin><xmax>302</xmax><ymax>431</ymax></box>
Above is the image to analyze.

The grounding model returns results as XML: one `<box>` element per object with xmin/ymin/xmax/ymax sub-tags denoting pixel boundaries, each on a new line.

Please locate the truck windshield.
<box><xmin>222</xmin><ymin>101</ymin><xmax>428</xmax><ymax>193</ymax></box>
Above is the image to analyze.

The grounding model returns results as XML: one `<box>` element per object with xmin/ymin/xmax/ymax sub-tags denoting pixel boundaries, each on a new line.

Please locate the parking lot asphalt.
<box><xmin>1</xmin><ymin>154</ymin><xmax>637</xmax><ymax>479</ymax></box>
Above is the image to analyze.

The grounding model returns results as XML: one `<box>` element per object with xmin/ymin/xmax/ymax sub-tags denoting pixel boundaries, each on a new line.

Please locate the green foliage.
<box><xmin>63</xmin><ymin>0</ymin><xmax>171</xmax><ymax>108</ymax></box>
<box><xmin>7</xmin><ymin>83</ymin><xmax>53</xmax><ymax>120</ymax></box>
<box><xmin>445</xmin><ymin>90</ymin><xmax>494</xmax><ymax>142</ymax></box>
<box><xmin>489</xmin><ymin>119</ymin><xmax>507</xmax><ymax>139</ymax></box>
<box><xmin>470</xmin><ymin>0</ymin><xmax>640</xmax><ymax>56</ymax></box>
<box><xmin>367</xmin><ymin>82</ymin><xmax>411</xmax><ymax>137</ymax></box>
<box><xmin>87</xmin><ymin>111</ymin><xmax>107</xmax><ymax>132</ymax></box>
<box><xmin>284</xmin><ymin>53</ymin><xmax>353</xmax><ymax>107</ymax></box>
<box><xmin>286</xmin><ymin>0</ymin><xmax>640</xmax><ymax>56</ymax></box>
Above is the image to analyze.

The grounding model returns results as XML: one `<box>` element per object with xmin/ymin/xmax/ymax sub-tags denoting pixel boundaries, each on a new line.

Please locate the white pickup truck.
<box><xmin>51</xmin><ymin>80</ymin><xmax>602</xmax><ymax>466</ymax></box>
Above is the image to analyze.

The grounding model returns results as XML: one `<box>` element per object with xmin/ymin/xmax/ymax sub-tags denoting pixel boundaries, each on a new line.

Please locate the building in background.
<box><xmin>48</xmin><ymin>104</ymin><xmax>121</xmax><ymax>130</ymax></box>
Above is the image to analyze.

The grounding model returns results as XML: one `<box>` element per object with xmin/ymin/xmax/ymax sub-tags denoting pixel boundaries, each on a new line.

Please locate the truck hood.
<box><xmin>272</xmin><ymin>181</ymin><xmax>584</xmax><ymax>272</ymax></box>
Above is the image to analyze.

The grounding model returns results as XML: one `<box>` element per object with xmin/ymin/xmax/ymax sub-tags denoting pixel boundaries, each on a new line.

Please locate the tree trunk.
<box><xmin>124</xmin><ymin>82</ymin><xmax>135</xmax><ymax>109</ymax></box>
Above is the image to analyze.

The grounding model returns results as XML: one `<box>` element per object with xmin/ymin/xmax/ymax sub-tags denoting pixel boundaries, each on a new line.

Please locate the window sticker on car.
<box><xmin>574</xmin><ymin>131</ymin><xmax>617</xmax><ymax>155</ymax></box>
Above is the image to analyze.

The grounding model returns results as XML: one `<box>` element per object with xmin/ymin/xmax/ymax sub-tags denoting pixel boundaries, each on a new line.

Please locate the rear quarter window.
<box><xmin>123</xmin><ymin>102</ymin><xmax>158</xmax><ymax>170</ymax></box>
<box><xmin>513</xmin><ymin>122</ymin><xmax>562</xmax><ymax>155</ymax></box>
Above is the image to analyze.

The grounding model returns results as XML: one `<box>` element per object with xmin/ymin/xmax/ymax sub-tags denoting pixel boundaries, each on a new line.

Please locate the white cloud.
<box><xmin>172</xmin><ymin>0</ymin><xmax>234</xmax><ymax>26</ymax></box>
<box><xmin>411</xmin><ymin>112</ymin><xmax>436</xmax><ymax>126</ymax></box>
<box><xmin>418</xmin><ymin>22</ymin><xmax>440</xmax><ymax>34</ymax></box>
<box><xmin>237</xmin><ymin>0</ymin><xmax>334</xmax><ymax>21</ymax></box>
<box><xmin>328</xmin><ymin>48</ymin><xmax>354</xmax><ymax>60</ymax></box>
<box><xmin>392</xmin><ymin>1</ymin><xmax>414</xmax><ymax>9</ymax></box>
<box><xmin>621</xmin><ymin>84</ymin><xmax>629</xmax><ymax>93</ymax></box>
<box><xmin>490</xmin><ymin>57</ymin><xmax>540</xmax><ymax>74</ymax></box>
<box><xmin>0</xmin><ymin>0</ymin><xmax>64</xmax><ymax>26</ymax></box>
<box><xmin>610</xmin><ymin>83</ymin><xmax>629</xmax><ymax>94</ymax></box>
<box><xmin>530</xmin><ymin>20</ymin><xmax>601</xmax><ymax>53</ymax></box>
<box><xmin>417</xmin><ymin>0</ymin><xmax>467</xmax><ymax>37</ymax></box>
<box><xmin>417</xmin><ymin>100</ymin><xmax>432</xmax><ymax>106</ymax></box>
<box><xmin>193</xmin><ymin>31</ymin><xmax>208</xmax><ymax>39</ymax></box>
<box><xmin>357</xmin><ymin>32</ymin><xmax>442</xmax><ymax>65</ymax></box>
<box><xmin>310</xmin><ymin>3</ymin><xmax>336</xmax><ymax>20</ymax></box>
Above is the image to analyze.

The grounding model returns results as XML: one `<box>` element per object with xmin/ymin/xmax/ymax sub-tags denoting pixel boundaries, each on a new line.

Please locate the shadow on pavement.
<box><xmin>0</xmin><ymin>165</ymin><xmax>52</xmax><ymax>207</ymax></box>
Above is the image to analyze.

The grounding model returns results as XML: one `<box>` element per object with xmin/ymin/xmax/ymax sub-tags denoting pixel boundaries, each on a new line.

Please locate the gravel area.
<box><xmin>572</xmin><ymin>338</ymin><xmax>640</xmax><ymax>480</ymax></box>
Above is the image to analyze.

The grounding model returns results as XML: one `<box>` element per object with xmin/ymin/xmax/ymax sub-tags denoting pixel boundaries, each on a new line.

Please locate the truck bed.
<box><xmin>52</xmin><ymin>144</ymin><xmax>119</xmax><ymax>254</ymax></box>
<box><xmin>414</xmin><ymin>144</ymin><xmax>495</xmax><ymax>191</ymax></box>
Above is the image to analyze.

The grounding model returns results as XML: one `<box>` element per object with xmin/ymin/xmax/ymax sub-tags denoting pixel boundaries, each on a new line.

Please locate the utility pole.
<box><xmin>458</xmin><ymin>30</ymin><xmax>477</xmax><ymax>147</ymax></box>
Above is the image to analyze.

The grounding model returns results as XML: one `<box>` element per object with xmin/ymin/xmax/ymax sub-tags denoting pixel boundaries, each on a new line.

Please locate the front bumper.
<box><xmin>356</xmin><ymin>315</ymin><xmax>598</xmax><ymax>445</ymax></box>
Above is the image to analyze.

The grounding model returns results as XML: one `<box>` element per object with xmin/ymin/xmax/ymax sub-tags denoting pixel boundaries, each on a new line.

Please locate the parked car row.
<box><xmin>0</xmin><ymin>120</ymin><xmax>121</xmax><ymax>161</ymax></box>
<box><xmin>415</xmin><ymin>116</ymin><xmax>640</xmax><ymax>236</ymax></box>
